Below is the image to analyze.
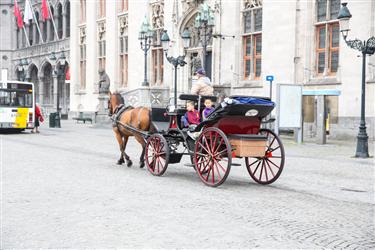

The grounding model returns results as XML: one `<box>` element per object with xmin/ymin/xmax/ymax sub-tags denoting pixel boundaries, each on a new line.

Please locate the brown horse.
<box><xmin>108</xmin><ymin>92</ymin><xmax>151</xmax><ymax>168</ymax></box>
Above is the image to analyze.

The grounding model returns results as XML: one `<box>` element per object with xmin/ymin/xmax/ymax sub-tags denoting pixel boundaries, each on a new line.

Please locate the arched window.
<box><xmin>65</xmin><ymin>1</ymin><xmax>70</xmax><ymax>37</ymax></box>
<box><xmin>49</xmin><ymin>7</ymin><xmax>55</xmax><ymax>41</ymax></box>
<box><xmin>57</xmin><ymin>3</ymin><xmax>63</xmax><ymax>39</ymax></box>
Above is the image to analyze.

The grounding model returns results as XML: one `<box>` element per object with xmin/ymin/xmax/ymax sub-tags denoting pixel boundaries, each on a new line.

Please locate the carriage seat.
<box><xmin>150</xmin><ymin>107</ymin><xmax>170</xmax><ymax>132</ymax></box>
<box><xmin>179</xmin><ymin>94</ymin><xmax>217</xmax><ymax>103</ymax></box>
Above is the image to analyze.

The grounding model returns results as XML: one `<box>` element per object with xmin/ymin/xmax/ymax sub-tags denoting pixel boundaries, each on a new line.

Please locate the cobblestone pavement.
<box><xmin>1</xmin><ymin>120</ymin><xmax>374</xmax><ymax>249</ymax></box>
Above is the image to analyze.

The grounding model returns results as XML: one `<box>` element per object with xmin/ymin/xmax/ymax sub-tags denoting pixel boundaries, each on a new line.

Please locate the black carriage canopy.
<box><xmin>214</xmin><ymin>96</ymin><xmax>275</xmax><ymax>118</ymax></box>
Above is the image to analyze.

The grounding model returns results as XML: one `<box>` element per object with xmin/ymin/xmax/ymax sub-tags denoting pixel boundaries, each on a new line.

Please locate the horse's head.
<box><xmin>108</xmin><ymin>92</ymin><xmax>124</xmax><ymax>116</ymax></box>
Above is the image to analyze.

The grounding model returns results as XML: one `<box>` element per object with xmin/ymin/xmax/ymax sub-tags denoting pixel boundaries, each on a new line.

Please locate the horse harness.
<box><xmin>111</xmin><ymin>104</ymin><xmax>148</xmax><ymax>138</ymax></box>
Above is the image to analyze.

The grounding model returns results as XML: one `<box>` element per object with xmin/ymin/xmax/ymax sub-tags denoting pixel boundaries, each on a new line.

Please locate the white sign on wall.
<box><xmin>277</xmin><ymin>84</ymin><xmax>302</xmax><ymax>128</ymax></box>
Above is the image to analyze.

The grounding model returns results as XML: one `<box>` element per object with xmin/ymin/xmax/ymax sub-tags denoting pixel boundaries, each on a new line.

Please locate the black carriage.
<box><xmin>144</xmin><ymin>94</ymin><xmax>285</xmax><ymax>187</ymax></box>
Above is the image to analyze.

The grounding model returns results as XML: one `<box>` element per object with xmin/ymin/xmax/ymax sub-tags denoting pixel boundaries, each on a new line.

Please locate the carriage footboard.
<box><xmin>228</xmin><ymin>134</ymin><xmax>267</xmax><ymax>157</ymax></box>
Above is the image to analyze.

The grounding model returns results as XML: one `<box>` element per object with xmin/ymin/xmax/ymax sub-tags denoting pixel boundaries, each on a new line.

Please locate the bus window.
<box><xmin>0</xmin><ymin>90</ymin><xmax>32</xmax><ymax>108</ymax></box>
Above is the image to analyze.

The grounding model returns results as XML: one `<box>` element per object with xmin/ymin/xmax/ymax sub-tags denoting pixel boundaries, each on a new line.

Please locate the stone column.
<box><xmin>62</xmin><ymin>13</ymin><xmax>67</xmax><ymax>39</ymax></box>
<box><xmin>52</xmin><ymin>73</ymin><xmax>58</xmax><ymax>110</ymax></box>
<box><xmin>85</xmin><ymin>0</ymin><xmax>98</xmax><ymax>111</ymax></box>
<box><xmin>31</xmin><ymin>23</ymin><xmax>38</xmax><ymax>45</ymax></box>
<box><xmin>38</xmin><ymin>77</ymin><xmax>44</xmax><ymax>104</ymax></box>
<box><xmin>47</xmin><ymin>19</ymin><xmax>52</xmax><ymax>41</ymax></box>
<box><xmin>316</xmin><ymin>95</ymin><xmax>327</xmax><ymax>144</ymax></box>
<box><xmin>106</xmin><ymin>0</ymin><xmax>116</xmax><ymax>92</ymax></box>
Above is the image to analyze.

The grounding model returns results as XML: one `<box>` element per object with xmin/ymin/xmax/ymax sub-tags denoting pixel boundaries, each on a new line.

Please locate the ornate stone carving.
<box><xmin>151</xmin><ymin>1</ymin><xmax>164</xmax><ymax>30</ymax></box>
<box><xmin>244</xmin><ymin>0</ymin><xmax>262</xmax><ymax>9</ymax></box>
<box><xmin>119</xmin><ymin>14</ymin><xmax>128</xmax><ymax>34</ymax></box>
<box><xmin>127</xmin><ymin>95</ymin><xmax>139</xmax><ymax>107</ymax></box>
<box><xmin>181</xmin><ymin>0</ymin><xmax>204</xmax><ymax>14</ymax></box>
<box><xmin>79</xmin><ymin>26</ymin><xmax>86</xmax><ymax>44</ymax></box>
<box><xmin>184</xmin><ymin>13</ymin><xmax>212</xmax><ymax>48</ymax></box>
<box><xmin>97</xmin><ymin>21</ymin><xmax>106</xmax><ymax>39</ymax></box>
<box><xmin>151</xmin><ymin>92</ymin><xmax>162</xmax><ymax>105</ymax></box>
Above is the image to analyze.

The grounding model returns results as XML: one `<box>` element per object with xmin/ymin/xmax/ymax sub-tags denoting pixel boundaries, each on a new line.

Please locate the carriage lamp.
<box><xmin>338</xmin><ymin>3</ymin><xmax>374</xmax><ymax>158</ymax></box>
<box><xmin>138</xmin><ymin>16</ymin><xmax>154</xmax><ymax>87</ymax></box>
<box><xmin>161</xmin><ymin>29</ymin><xmax>191</xmax><ymax>109</ymax></box>
<box><xmin>194</xmin><ymin>1</ymin><xmax>215</xmax><ymax>72</ymax></box>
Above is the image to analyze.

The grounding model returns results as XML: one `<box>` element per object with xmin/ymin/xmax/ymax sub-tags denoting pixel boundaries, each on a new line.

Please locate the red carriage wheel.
<box><xmin>245</xmin><ymin>129</ymin><xmax>285</xmax><ymax>185</ymax></box>
<box><xmin>145</xmin><ymin>134</ymin><xmax>170</xmax><ymax>176</ymax></box>
<box><xmin>194</xmin><ymin>127</ymin><xmax>232</xmax><ymax>187</ymax></box>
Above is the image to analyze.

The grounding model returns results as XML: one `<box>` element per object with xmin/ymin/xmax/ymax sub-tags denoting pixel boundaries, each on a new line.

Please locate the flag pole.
<box><xmin>29</xmin><ymin>0</ymin><xmax>44</xmax><ymax>43</ymax></box>
<box><xmin>22</xmin><ymin>25</ymin><xmax>31</xmax><ymax>46</ymax></box>
<box><xmin>46</xmin><ymin>0</ymin><xmax>59</xmax><ymax>39</ymax></box>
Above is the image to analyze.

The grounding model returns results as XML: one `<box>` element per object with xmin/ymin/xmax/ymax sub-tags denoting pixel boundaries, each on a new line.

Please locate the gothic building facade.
<box><xmin>0</xmin><ymin>0</ymin><xmax>71</xmax><ymax>116</ymax></box>
<box><xmin>69</xmin><ymin>0</ymin><xmax>375</xmax><ymax>139</ymax></box>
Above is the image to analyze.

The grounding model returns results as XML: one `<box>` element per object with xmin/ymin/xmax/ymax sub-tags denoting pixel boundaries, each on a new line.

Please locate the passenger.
<box><xmin>181</xmin><ymin>101</ymin><xmax>200</xmax><ymax>129</ymax></box>
<box><xmin>191</xmin><ymin>68</ymin><xmax>214</xmax><ymax>96</ymax></box>
<box><xmin>202</xmin><ymin>98</ymin><xmax>214</xmax><ymax>120</ymax></box>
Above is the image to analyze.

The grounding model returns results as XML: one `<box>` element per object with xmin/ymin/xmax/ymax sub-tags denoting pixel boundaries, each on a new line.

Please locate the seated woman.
<box><xmin>181</xmin><ymin>101</ymin><xmax>200</xmax><ymax>130</ymax></box>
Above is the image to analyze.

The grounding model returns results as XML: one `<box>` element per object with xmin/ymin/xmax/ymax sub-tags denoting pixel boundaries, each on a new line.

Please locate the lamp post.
<box><xmin>160</xmin><ymin>29</ymin><xmax>191</xmax><ymax>109</ymax></box>
<box><xmin>17</xmin><ymin>59</ymin><xmax>28</xmax><ymax>81</ymax></box>
<box><xmin>338</xmin><ymin>3</ymin><xmax>374</xmax><ymax>158</ymax></box>
<box><xmin>138</xmin><ymin>16</ymin><xmax>154</xmax><ymax>87</ymax></box>
<box><xmin>57</xmin><ymin>51</ymin><xmax>66</xmax><ymax>123</ymax></box>
<box><xmin>194</xmin><ymin>1</ymin><xmax>215</xmax><ymax>72</ymax></box>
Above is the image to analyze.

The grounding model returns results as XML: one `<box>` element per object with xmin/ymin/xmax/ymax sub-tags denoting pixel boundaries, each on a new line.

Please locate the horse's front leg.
<box><xmin>115</xmin><ymin>131</ymin><xmax>125</xmax><ymax>165</ymax></box>
<box><xmin>122</xmin><ymin>136</ymin><xmax>132</xmax><ymax>167</ymax></box>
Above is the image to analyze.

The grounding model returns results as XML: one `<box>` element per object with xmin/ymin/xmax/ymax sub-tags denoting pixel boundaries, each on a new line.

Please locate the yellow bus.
<box><xmin>0</xmin><ymin>81</ymin><xmax>35</xmax><ymax>131</ymax></box>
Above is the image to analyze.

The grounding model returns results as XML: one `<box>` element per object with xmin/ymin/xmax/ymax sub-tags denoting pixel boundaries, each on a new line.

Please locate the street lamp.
<box><xmin>138</xmin><ymin>16</ymin><xmax>154</xmax><ymax>87</ymax></box>
<box><xmin>161</xmin><ymin>29</ymin><xmax>191</xmax><ymax>109</ymax></box>
<box><xmin>194</xmin><ymin>1</ymin><xmax>215</xmax><ymax>72</ymax></box>
<box><xmin>56</xmin><ymin>51</ymin><xmax>66</xmax><ymax>128</ymax></box>
<box><xmin>338</xmin><ymin>3</ymin><xmax>374</xmax><ymax>158</ymax></box>
<box><xmin>17</xmin><ymin>59</ymin><xmax>29</xmax><ymax>81</ymax></box>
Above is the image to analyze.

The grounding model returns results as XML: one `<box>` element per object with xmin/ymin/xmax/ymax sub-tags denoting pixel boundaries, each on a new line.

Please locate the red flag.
<box><xmin>41</xmin><ymin>0</ymin><xmax>49</xmax><ymax>21</ymax></box>
<box><xmin>65</xmin><ymin>67</ymin><xmax>70</xmax><ymax>80</ymax></box>
<box><xmin>13</xmin><ymin>0</ymin><xmax>23</xmax><ymax>28</ymax></box>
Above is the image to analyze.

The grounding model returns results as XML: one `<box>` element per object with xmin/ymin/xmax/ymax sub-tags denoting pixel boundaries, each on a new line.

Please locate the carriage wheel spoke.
<box><xmin>203</xmin><ymin>135</ymin><xmax>212</xmax><ymax>154</ymax></box>
<box><xmin>214</xmin><ymin>162</ymin><xmax>222</xmax><ymax>181</ymax></box>
<box><xmin>213</xmin><ymin>158</ymin><xmax>226</xmax><ymax>172</ymax></box>
<box><xmin>252</xmin><ymin>160</ymin><xmax>262</xmax><ymax>175</ymax></box>
<box><xmin>265</xmin><ymin>160</ymin><xmax>276</xmax><ymax>178</ymax></box>
<box><xmin>214</xmin><ymin>150</ymin><xmax>228</xmax><ymax>159</ymax></box>
<box><xmin>259</xmin><ymin>160</ymin><xmax>264</xmax><ymax>180</ymax></box>
<box><xmin>197</xmin><ymin>141</ymin><xmax>210</xmax><ymax>155</ymax></box>
<box><xmin>266</xmin><ymin>158</ymin><xmax>280</xmax><ymax>169</ymax></box>
<box><xmin>268</xmin><ymin>146</ymin><xmax>280</xmax><ymax>153</ymax></box>
<box><xmin>268</xmin><ymin>136</ymin><xmax>276</xmax><ymax>148</ymax></box>
<box><xmin>264</xmin><ymin>160</ymin><xmax>269</xmax><ymax>182</ymax></box>
<box><xmin>211</xmin><ymin>133</ymin><xmax>219</xmax><ymax>154</ymax></box>
<box><xmin>247</xmin><ymin>158</ymin><xmax>261</xmax><ymax>168</ymax></box>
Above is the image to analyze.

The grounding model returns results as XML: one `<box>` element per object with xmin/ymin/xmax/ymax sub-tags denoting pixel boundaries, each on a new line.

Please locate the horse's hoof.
<box><xmin>139</xmin><ymin>162</ymin><xmax>145</xmax><ymax>168</ymax></box>
<box><xmin>127</xmin><ymin>160</ymin><xmax>133</xmax><ymax>167</ymax></box>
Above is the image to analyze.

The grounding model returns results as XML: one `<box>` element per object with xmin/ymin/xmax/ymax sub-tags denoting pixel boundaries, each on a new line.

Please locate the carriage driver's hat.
<box><xmin>195</xmin><ymin>68</ymin><xmax>206</xmax><ymax>76</ymax></box>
